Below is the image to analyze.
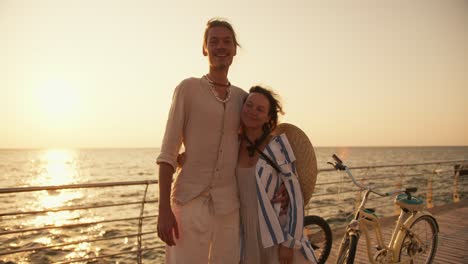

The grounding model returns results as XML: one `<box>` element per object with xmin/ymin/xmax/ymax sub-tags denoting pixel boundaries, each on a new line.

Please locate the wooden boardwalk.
<box><xmin>326</xmin><ymin>199</ymin><xmax>468</xmax><ymax>264</ymax></box>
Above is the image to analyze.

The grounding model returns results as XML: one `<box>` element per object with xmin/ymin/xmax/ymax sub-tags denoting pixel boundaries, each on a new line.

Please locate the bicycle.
<box><xmin>303</xmin><ymin>215</ymin><xmax>333</xmax><ymax>264</ymax></box>
<box><xmin>329</xmin><ymin>154</ymin><xmax>438</xmax><ymax>264</ymax></box>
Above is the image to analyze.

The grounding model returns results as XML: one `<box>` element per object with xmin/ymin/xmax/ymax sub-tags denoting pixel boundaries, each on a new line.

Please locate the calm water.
<box><xmin>1</xmin><ymin>147</ymin><xmax>467</xmax><ymax>263</ymax></box>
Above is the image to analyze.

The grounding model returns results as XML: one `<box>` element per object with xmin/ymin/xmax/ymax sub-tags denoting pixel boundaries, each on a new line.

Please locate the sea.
<box><xmin>1</xmin><ymin>147</ymin><xmax>467</xmax><ymax>263</ymax></box>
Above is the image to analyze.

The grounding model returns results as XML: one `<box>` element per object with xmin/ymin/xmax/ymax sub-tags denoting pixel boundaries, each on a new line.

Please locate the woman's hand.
<box><xmin>278</xmin><ymin>244</ymin><xmax>294</xmax><ymax>264</ymax></box>
<box><xmin>271</xmin><ymin>183</ymin><xmax>290</xmax><ymax>215</ymax></box>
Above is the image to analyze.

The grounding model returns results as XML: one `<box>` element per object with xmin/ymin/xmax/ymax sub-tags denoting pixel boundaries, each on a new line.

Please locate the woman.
<box><xmin>237</xmin><ymin>86</ymin><xmax>317</xmax><ymax>264</ymax></box>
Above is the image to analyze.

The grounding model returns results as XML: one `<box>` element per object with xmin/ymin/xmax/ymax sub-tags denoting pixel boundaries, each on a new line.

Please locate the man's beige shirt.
<box><xmin>157</xmin><ymin>77</ymin><xmax>247</xmax><ymax>215</ymax></box>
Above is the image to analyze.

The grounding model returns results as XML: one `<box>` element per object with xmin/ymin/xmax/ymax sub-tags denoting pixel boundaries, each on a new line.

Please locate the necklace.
<box><xmin>243</xmin><ymin>134</ymin><xmax>281</xmax><ymax>172</ymax></box>
<box><xmin>243</xmin><ymin>136</ymin><xmax>258</xmax><ymax>157</ymax></box>
<box><xmin>204</xmin><ymin>75</ymin><xmax>231</xmax><ymax>103</ymax></box>
<box><xmin>204</xmin><ymin>74</ymin><xmax>231</xmax><ymax>87</ymax></box>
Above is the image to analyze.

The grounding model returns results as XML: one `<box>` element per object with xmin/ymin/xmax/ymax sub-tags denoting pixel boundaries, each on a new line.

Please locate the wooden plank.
<box><xmin>326</xmin><ymin>199</ymin><xmax>468</xmax><ymax>263</ymax></box>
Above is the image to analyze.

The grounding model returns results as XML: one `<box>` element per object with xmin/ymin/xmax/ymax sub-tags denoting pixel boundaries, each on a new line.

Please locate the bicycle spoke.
<box><xmin>303</xmin><ymin>216</ymin><xmax>332</xmax><ymax>264</ymax></box>
<box><xmin>398</xmin><ymin>216</ymin><xmax>438</xmax><ymax>264</ymax></box>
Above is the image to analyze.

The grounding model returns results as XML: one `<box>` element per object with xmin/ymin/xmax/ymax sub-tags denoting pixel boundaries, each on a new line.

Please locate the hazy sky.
<box><xmin>1</xmin><ymin>0</ymin><xmax>467</xmax><ymax>148</ymax></box>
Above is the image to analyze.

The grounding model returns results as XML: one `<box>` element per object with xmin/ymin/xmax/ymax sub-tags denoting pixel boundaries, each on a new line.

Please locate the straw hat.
<box><xmin>274</xmin><ymin>123</ymin><xmax>318</xmax><ymax>204</ymax></box>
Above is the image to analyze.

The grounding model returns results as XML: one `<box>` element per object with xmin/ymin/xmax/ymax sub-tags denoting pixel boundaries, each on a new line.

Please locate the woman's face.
<box><xmin>241</xmin><ymin>92</ymin><xmax>271</xmax><ymax>130</ymax></box>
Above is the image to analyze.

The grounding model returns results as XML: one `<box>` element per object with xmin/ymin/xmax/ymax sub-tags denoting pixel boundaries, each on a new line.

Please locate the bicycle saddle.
<box><xmin>395</xmin><ymin>193</ymin><xmax>425</xmax><ymax>211</ymax></box>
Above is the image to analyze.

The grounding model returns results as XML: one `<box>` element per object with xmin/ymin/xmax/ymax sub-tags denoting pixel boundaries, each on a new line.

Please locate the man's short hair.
<box><xmin>203</xmin><ymin>18</ymin><xmax>240</xmax><ymax>51</ymax></box>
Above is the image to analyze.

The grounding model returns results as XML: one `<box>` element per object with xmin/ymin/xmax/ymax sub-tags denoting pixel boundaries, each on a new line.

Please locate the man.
<box><xmin>156</xmin><ymin>18</ymin><xmax>247</xmax><ymax>264</ymax></box>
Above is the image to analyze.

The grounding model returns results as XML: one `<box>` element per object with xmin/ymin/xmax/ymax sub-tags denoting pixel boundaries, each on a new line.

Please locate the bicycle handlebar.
<box><xmin>329</xmin><ymin>154</ymin><xmax>417</xmax><ymax>198</ymax></box>
<box><xmin>332</xmin><ymin>154</ymin><xmax>343</xmax><ymax>164</ymax></box>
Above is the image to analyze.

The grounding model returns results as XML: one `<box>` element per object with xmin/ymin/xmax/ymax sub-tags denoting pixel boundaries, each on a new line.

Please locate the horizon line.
<box><xmin>1</xmin><ymin>145</ymin><xmax>468</xmax><ymax>150</ymax></box>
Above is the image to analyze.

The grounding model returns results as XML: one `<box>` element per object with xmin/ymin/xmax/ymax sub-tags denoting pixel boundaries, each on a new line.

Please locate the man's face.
<box><xmin>204</xmin><ymin>26</ymin><xmax>237</xmax><ymax>70</ymax></box>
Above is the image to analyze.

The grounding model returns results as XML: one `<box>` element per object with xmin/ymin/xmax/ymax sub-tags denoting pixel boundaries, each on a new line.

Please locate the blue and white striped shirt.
<box><xmin>256</xmin><ymin>133</ymin><xmax>317</xmax><ymax>263</ymax></box>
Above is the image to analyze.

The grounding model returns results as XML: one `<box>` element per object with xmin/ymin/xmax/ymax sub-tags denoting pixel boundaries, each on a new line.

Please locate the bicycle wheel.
<box><xmin>336</xmin><ymin>233</ymin><xmax>358</xmax><ymax>264</ymax></box>
<box><xmin>303</xmin><ymin>215</ymin><xmax>332</xmax><ymax>264</ymax></box>
<box><xmin>398</xmin><ymin>215</ymin><xmax>438</xmax><ymax>264</ymax></box>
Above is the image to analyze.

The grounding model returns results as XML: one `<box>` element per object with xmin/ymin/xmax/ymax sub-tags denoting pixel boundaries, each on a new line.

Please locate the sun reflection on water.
<box><xmin>27</xmin><ymin>149</ymin><xmax>84</xmax><ymax>226</ymax></box>
<box><xmin>34</xmin><ymin>236</ymin><xmax>52</xmax><ymax>245</ymax></box>
<box><xmin>32</xmin><ymin>149</ymin><xmax>79</xmax><ymax>186</ymax></box>
<box><xmin>23</xmin><ymin>149</ymin><xmax>100</xmax><ymax>261</ymax></box>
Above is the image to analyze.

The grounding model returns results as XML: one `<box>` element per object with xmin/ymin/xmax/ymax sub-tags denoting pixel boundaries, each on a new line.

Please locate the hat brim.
<box><xmin>274</xmin><ymin>123</ymin><xmax>317</xmax><ymax>204</ymax></box>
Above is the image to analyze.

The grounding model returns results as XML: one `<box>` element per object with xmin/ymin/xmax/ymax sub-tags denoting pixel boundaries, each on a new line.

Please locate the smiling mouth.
<box><xmin>214</xmin><ymin>52</ymin><xmax>229</xmax><ymax>57</ymax></box>
<box><xmin>245</xmin><ymin>114</ymin><xmax>257</xmax><ymax>120</ymax></box>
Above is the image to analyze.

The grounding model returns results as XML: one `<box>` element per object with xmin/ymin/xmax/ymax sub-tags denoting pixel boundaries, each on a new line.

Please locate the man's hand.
<box><xmin>278</xmin><ymin>244</ymin><xmax>294</xmax><ymax>264</ymax></box>
<box><xmin>157</xmin><ymin>162</ymin><xmax>178</xmax><ymax>246</ymax></box>
<box><xmin>271</xmin><ymin>183</ymin><xmax>290</xmax><ymax>215</ymax></box>
<box><xmin>157</xmin><ymin>206</ymin><xmax>179</xmax><ymax>246</ymax></box>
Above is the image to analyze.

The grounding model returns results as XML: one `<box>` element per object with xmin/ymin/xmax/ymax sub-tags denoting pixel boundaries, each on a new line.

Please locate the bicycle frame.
<box><xmin>337</xmin><ymin>165</ymin><xmax>437</xmax><ymax>264</ymax></box>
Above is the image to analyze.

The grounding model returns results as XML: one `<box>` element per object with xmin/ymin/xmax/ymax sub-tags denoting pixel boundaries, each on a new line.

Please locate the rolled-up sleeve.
<box><xmin>156</xmin><ymin>83</ymin><xmax>186</xmax><ymax>171</ymax></box>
